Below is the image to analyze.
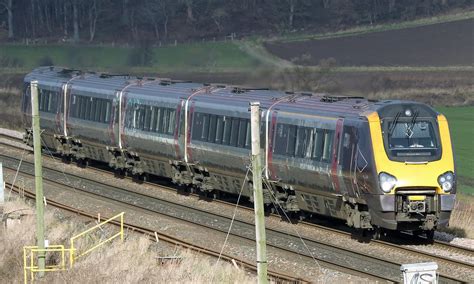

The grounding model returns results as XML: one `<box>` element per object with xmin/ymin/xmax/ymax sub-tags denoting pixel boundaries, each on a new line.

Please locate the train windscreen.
<box><xmin>383</xmin><ymin>119</ymin><xmax>442</xmax><ymax>162</ymax></box>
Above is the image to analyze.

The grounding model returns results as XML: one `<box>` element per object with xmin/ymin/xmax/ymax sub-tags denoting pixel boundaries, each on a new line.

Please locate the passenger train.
<box><xmin>21</xmin><ymin>66</ymin><xmax>457</xmax><ymax>239</ymax></box>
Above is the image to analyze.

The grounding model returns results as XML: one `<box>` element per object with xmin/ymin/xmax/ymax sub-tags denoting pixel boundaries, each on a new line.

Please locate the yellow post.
<box><xmin>120</xmin><ymin>213</ymin><xmax>124</xmax><ymax>241</ymax></box>
<box><xmin>23</xmin><ymin>248</ymin><xmax>27</xmax><ymax>284</ymax></box>
<box><xmin>30</xmin><ymin>249</ymin><xmax>34</xmax><ymax>281</ymax></box>
<box><xmin>70</xmin><ymin>241</ymin><xmax>75</xmax><ymax>268</ymax></box>
<box><xmin>61</xmin><ymin>246</ymin><xmax>65</xmax><ymax>270</ymax></box>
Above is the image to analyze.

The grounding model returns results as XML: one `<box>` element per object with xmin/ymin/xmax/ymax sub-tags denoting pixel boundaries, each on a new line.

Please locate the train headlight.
<box><xmin>438</xmin><ymin>171</ymin><xmax>455</xmax><ymax>192</ymax></box>
<box><xmin>379</xmin><ymin>172</ymin><xmax>397</xmax><ymax>193</ymax></box>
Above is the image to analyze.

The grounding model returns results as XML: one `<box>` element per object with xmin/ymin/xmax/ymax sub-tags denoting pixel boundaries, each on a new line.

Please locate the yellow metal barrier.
<box><xmin>70</xmin><ymin>212</ymin><xmax>124</xmax><ymax>267</ymax></box>
<box><xmin>23</xmin><ymin>245</ymin><xmax>72</xmax><ymax>284</ymax></box>
<box><xmin>23</xmin><ymin>212</ymin><xmax>124</xmax><ymax>283</ymax></box>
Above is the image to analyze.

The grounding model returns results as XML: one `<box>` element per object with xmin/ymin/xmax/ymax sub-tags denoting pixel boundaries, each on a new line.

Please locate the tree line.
<box><xmin>0</xmin><ymin>0</ymin><xmax>470</xmax><ymax>44</ymax></box>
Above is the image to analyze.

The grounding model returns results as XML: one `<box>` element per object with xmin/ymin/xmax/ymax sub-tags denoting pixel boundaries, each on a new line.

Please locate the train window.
<box><xmin>104</xmin><ymin>101</ymin><xmax>111</xmax><ymax>123</ymax></box>
<box><xmin>237</xmin><ymin>119</ymin><xmax>248</xmax><ymax>148</ymax></box>
<box><xmin>144</xmin><ymin>106</ymin><xmax>152</xmax><ymax>131</ymax></box>
<box><xmin>245</xmin><ymin>120</ymin><xmax>251</xmax><ymax>149</ymax></box>
<box><xmin>273</xmin><ymin>124</ymin><xmax>288</xmax><ymax>155</ymax></box>
<box><xmin>208</xmin><ymin>115</ymin><xmax>217</xmax><ymax>142</ymax></box>
<box><xmin>295</xmin><ymin>127</ymin><xmax>314</xmax><ymax>158</ymax></box>
<box><xmin>167</xmin><ymin>109</ymin><xmax>176</xmax><ymax>135</ymax></box>
<box><xmin>163</xmin><ymin>108</ymin><xmax>170</xmax><ymax>133</ymax></box>
<box><xmin>85</xmin><ymin>97</ymin><xmax>92</xmax><ymax>121</ymax></box>
<box><xmin>222</xmin><ymin>116</ymin><xmax>232</xmax><ymax>145</ymax></box>
<box><xmin>156</xmin><ymin>107</ymin><xmax>163</xmax><ymax>133</ymax></box>
<box><xmin>215</xmin><ymin>116</ymin><xmax>224</xmax><ymax>144</ymax></box>
<box><xmin>150</xmin><ymin>107</ymin><xmax>157</xmax><ymax>131</ymax></box>
<box><xmin>322</xmin><ymin>130</ymin><xmax>334</xmax><ymax>162</ymax></box>
<box><xmin>313</xmin><ymin>129</ymin><xmax>324</xmax><ymax>160</ymax></box>
<box><xmin>230</xmin><ymin>118</ymin><xmax>240</xmax><ymax>146</ymax></box>
<box><xmin>287</xmin><ymin>125</ymin><xmax>297</xmax><ymax>156</ymax></box>
<box><xmin>94</xmin><ymin>99</ymin><xmax>102</xmax><ymax>122</ymax></box>
<box><xmin>90</xmin><ymin>99</ymin><xmax>97</xmax><ymax>121</ymax></box>
<box><xmin>192</xmin><ymin>112</ymin><xmax>204</xmax><ymax>140</ymax></box>
<box><xmin>273</xmin><ymin>123</ymin><xmax>297</xmax><ymax>156</ymax></box>
<box><xmin>201</xmin><ymin>114</ymin><xmax>210</xmax><ymax>141</ymax></box>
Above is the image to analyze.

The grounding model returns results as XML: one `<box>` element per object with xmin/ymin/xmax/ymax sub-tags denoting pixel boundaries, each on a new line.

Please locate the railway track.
<box><xmin>1</xmin><ymin>130</ymin><xmax>472</xmax><ymax>283</ymax></box>
<box><xmin>6</xmin><ymin>182</ymin><xmax>303</xmax><ymax>283</ymax></box>
<box><xmin>1</xmin><ymin>131</ymin><xmax>472</xmax><ymax>257</ymax></box>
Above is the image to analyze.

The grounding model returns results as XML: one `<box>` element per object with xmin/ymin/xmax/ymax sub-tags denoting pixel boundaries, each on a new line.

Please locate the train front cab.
<box><xmin>365</xmin><ymin>103</ymin><xmax>456</xmax><ymax>234</ymax></box>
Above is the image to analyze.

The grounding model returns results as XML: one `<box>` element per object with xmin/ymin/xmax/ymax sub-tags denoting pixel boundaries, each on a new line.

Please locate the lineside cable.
<box><xmin>211</xmin><ymin>165</ymin><xmax>251</xmax><ymax>280</ymax></box>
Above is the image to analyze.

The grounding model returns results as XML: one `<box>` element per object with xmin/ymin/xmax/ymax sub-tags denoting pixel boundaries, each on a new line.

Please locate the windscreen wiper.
<box><xmin>406</xmin><ymin>110</ymin><xmax>419</xmax><ymax>137</ymax></box>
<box><xmin>389</xmin><ymin>111</ymin><xmax>401</xmax><ymax>136</ymax></box>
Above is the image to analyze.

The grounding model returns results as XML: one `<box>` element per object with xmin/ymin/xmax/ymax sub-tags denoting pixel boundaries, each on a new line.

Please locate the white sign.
<box><xmin>401</xmin><ymin>262</ymin><xmax>438</xmax><ymax>284</ymax></box>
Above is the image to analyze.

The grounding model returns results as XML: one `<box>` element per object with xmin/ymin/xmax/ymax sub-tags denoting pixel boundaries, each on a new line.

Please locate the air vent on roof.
<box><xmin>321</xmin><ymin>95</ymin><xmax>364</xmax><ymax>103</ymax></box>
<box><xmin>100</xmin><ymin>73</ymin><xmax>130</xmax><ymax>79</ymax></box>
<box><xmin>231</xmin><ymin>87</ymin><xmax>269</xmax><ymax>94</ymax></box>
<box><xmin>59</xmin><ymin>68</ymin><xmax>81</xmax><ymax>75</ymax></box>
<box><xmin>288</xmin><ymin>92</ymin><xmax>312</xmax><ymax>103</ymax></box>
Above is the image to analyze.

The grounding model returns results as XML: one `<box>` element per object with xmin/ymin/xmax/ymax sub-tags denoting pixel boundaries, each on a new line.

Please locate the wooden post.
<box><xmin>31</xmin><ymin>81</ymin><xmax>46</xmax><ymax>276</ymax></box>
<box><xmin>250</xmin><ymin>102</ymin><xmax>268</xmax><ymax>284</ymax></box>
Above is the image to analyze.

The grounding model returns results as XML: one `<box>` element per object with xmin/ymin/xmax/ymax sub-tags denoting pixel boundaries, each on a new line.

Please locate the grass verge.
<box><xmin>436</xmin><ymin>107</ymin><xmax>474</xmax><ymax>195</ymax></box>
<box><xmin>439</xmin><ymin>194</ymin><xmax>474</xmax><ymax>238</ymax></box>
<box><xmin>0</xmin><ymin>196</ymin><xmax>255</xmax><ymax>283</ymax></box>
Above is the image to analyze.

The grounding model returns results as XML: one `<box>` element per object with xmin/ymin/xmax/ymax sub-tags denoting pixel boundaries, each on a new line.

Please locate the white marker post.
<box><xmin>401</xmin><ymin>262</ymin><xmax>438</xmax><ymax>284</ymax></box>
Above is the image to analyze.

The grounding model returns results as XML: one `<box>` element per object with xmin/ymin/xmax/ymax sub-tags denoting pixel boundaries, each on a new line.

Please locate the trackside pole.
<box><xmin>31</xmin><ymin>81</ymin><xmax>46</xmax><ymax>276</ymax></box>
<box><xmin>250</xmin><ymin>102</ymin><xmax>268</xmax><ymax>284</ymax></box>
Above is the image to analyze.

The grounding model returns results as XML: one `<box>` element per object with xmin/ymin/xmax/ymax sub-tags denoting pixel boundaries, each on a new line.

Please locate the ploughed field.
<box><xmin>264</xmin><ymin>19</ymin><xmax>474</xmax><ymax>67</ymax></box>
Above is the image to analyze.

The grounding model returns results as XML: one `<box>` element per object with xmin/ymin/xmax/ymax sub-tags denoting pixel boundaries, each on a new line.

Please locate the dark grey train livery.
<box><xmin>22</xmin><ymin>67</ymin><xmax>456</xmax><ymax>237</ymax></box>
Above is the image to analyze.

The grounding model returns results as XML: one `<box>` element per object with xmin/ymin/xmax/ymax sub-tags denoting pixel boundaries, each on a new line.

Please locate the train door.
<box><xmin>340</xmin><ymin>123</ymin><xmax>359</xmax><ymax>197</ymax></box>
<box><xmin>59</xmin><ymin>83</ymin><xmax>72</xmax><ymax>137</ymax></box>
<box><xmin>330</xmin><ymin>118</ymin><xmax>344</xmax><ymax>193</ymax></box>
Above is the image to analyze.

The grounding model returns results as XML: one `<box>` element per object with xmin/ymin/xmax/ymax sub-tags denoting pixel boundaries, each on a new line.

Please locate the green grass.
<box><xmin>272</xmin><ymin>10</ymin><xmax>474</xmax><ymax>42</ymax></box>
<box><xmin>436</xmin><ymin>106</ymin><xmax>474</xmax><ymax>195</ymax></box>
<box><xmin>0</xmin><ymin>42</ymin><xmax>263</xmax><ymax>73</ymax></box>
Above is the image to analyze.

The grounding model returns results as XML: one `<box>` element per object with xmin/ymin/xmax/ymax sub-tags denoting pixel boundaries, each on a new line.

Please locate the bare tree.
<box><xmin>88</xmin><ymin>0</ymin><xmax>98</xmax><ymax>41</ymax></box>
<box><xmin>288</xmin><ymin>0</ymin><xmax>297</xmax><ymax>29</ymax></box>
<box><xmin>73</xmin><ymin>0</ymin><xmax>79</xmax><ymax>42</ymax></box>
<box><xmin>0</xmin><ymin>0</ymin><xmax>14</xmax><ymax>38</ymax></box>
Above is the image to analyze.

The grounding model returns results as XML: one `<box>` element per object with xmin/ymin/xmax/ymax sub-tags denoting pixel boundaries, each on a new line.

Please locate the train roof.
<box><xmin>25</xmin><ymin>66</ymin><xmax>437</xmax><ymax>119</ymax></box>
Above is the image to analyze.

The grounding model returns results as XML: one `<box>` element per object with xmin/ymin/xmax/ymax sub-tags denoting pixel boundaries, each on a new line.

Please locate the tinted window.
<box><xmin>192</xmin><ymin>112</ymin><xmax>250</xmax><ymax>149</ymax></box>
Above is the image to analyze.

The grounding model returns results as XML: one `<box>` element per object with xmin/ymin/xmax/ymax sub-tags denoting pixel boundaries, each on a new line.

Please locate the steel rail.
<box><xmin>0</xmin><ymin>131</ymin><xmax>472</xmax><ymax>283</ymax></box>
<box><xmin>0</xmin><ymin>134</ymin><xmax>472</xmax><ymax>264</ymax></box>
<box><xmin>2</xmin><ymin>155</ymin><xmax>396</xmax><ymax>283</ymax></box>
<box><xmin>6</xmin><ymin>182</ymin><xmax>307</xmax><ymax>284</ymax></box>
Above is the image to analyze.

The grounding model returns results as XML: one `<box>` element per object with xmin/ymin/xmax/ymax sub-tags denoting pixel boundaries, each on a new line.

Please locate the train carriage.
<box><xmin>22</xmin><ymin>66</ymin><xmax>456</xmax><ymax>238</ymax></box>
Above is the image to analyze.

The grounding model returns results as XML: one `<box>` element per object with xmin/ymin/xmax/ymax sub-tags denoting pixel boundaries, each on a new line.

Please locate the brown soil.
<box><xmin>264</xmin><ymin>19</ymin><xmax>474</xmax><ymax>66</ymax></box>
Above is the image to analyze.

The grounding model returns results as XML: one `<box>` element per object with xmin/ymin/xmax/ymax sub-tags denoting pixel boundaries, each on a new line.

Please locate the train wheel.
<box><xmin>61</xmin><ymin>155</ymin><xmax>72</xmax><ymax>164</ymax></box>
<box><xmin>114</xmin><ymin>169</ymin><xmax>125</xmax><ymax>179</ymax></box>
<box><xmin>373</xmin><ymin>227</ymin><xmax>383</xmax><ymax>240</ymax></box>
<box><xmin>77</xmin><ymin>159</ymin><xmax>89</xmax><ymax>168</ymax></box>
<box><xmin>426</xmin><ymin>230</ymin><xmax>435</xmax><ymax>242</ymax></box>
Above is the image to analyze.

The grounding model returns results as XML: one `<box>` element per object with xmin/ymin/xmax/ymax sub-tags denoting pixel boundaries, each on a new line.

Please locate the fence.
<box><xmin>23</xmin><ymin>212</ymin><xmax>124</xmax><ymax>283</ymax></box>
<box><xmin>23</xmin><ymin>245</ymin><xmax>71</xmax><ymax>284</ymax></box>
<box><xmin>70</xmin><ymin>212</ymin><xmax>124</xmax><ymax>266</ymax></box>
